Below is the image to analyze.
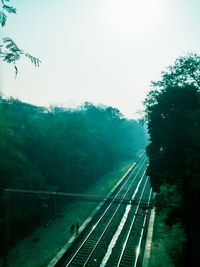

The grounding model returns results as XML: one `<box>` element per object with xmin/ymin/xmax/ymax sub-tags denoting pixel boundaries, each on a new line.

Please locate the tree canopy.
<box><xmin>0</xmin><ymin>97</ymin><xmax>147</xmax><ymax>253</ymax></box>
<box><xmin>145</xmin><ymin>53</ymin><xmax>200</xmax><ymax>267</ymax></box>
<box><xmin>152</xmin><ymin>53</ymin><xmax>200</xmax><ymax>89</ymax></box>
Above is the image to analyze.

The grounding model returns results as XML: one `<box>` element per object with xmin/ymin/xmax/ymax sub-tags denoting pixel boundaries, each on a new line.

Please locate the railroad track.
<box><xmin>56</xmin><ymin>153</ymin><xmax>153</xmax><ymax>267</ymax></box>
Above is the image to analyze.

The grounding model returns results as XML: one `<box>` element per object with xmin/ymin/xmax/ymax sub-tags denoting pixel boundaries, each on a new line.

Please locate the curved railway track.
<box><xmin>56</xmin><ymin>153</ymin><xmax>153</xmax><ymax>267</ymax></box>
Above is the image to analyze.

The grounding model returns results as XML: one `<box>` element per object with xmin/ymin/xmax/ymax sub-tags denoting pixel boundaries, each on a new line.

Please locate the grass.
<box><xmin>148</xmin><ymin>209</ymin><xmax>185</xmax><ymax>267</ymax></box>
<box><xmin>7</xmin><ymin>159</ymin><xmax>134</xmax><ymax>267</ymax></box>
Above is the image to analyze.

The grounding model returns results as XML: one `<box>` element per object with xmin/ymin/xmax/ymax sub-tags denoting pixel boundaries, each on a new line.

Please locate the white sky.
<box><xmin>1</xmin><ymin>0</ymin><xmax>200</xmax><ymax>119</ymax></box>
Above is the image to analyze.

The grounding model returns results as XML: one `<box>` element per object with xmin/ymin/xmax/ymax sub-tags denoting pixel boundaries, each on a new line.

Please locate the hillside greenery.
<box><xmin>0</xmin><ymin>96</ymin><xmax>147</xmax><ymax>254</ymax></box>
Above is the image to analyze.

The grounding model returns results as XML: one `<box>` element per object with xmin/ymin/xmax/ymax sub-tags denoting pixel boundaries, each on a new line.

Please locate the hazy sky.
<box><xmin>1</xmin><ymin>0</ymin><xmax>200</xmax><ymax>118</ymax></box>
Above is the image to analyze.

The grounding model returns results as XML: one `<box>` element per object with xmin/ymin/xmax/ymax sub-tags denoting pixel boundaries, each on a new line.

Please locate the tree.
<box><xmin>145</xmin><ymin>84</ymin><xmax>200</xmax><ymax>191</ymax></box>
<box><xmin>145</xmin><ymin>53</ymin><xmax>200</xmax><ymax>267</ymax></box>
<box><xmin>0</xmin><ymin>97</ymin><xmax>147</xmax><ymax>253</ymax></box>
<box><xmin>0</xmin><ymin>0</ymin><xmax>40</xmax><ymax>77</ymax></box>
<box><xmin>152</xmin><ymin>53</ymin><xmax>200</xmax><ymax>89</ymax></box>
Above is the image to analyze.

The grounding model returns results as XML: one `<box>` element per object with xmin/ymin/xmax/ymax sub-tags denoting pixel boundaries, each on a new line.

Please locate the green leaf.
<box><xmin>3</xmin><ymin>4</ymin><xmax>16</xmax><ymax>14</ymax></box>
<box><xmin>25</xmin><ymin>53</ymin><xmax>41</xmax><ymax>67</ymax></box>
<box><xmin>3</xmin><ymin>52</ymin><xmax>21</xmax><ymax>63</ymax></box>
<box><xmin>3</xmin><ymin>37</ymin><xmax>21</xmax><ymax>53</ymax></box>
<box><xmin>0</xmin><ymin>11</ymin><xmax>7</xmax><ymax>26</ymax></box>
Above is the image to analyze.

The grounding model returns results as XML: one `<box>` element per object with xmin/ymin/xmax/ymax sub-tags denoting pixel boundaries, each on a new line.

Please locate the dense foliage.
<box><xmin>145</xmin><ymin>53</ymin><xmax>200</xmax><ymax>267</ymax></box>
<box><xmin>0</xmin><ymin>96</ymin><xmax>147</xmax><ymax>252</ymax></box>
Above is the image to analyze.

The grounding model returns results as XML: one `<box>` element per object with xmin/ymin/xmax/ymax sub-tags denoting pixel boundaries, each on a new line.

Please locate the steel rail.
<box><xmin>59</xmin><ymin>157</ymin><xmax>147</xmax><ymax>267</ymax></box>
<box><xmin>116</xmin><ymin>184</ymin><xmax>152</xmax><ymax>267</ymax></box>
<box><xmin>82</xmin><ymin>170</ymin><xmax>147</xmax><ymax>267</ymax></box>
<box><xmin>133</xmin><ymin>189</ymin><xmax>153</xmax><ymax>267</ymax></box>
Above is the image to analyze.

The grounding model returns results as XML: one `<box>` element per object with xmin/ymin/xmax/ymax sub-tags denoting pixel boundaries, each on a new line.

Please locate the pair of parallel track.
<box><xmin>56</xmin><ymin>153</ymin><xmax>152</xmax><ymax>267</ymax></box>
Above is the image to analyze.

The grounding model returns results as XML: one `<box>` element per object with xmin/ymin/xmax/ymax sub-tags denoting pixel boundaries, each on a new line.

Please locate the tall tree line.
<box><xmin>0</xmin><ymin>97</ymin><xmax>147</xmax><ymax>251</ymax></box>
<box><xmin>145</xmin><ymin>53</ymin><xmax>200</xmax><ymax>267</ymax></box>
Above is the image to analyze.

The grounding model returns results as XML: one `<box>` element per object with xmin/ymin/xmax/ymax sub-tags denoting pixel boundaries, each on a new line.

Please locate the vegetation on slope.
<box><xmin>0</xmin><ymin>97</ymin><xmax>147</xmax><ymax>255</ymax></box>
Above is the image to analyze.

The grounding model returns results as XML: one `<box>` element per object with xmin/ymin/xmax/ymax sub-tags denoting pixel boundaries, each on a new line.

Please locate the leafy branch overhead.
<box><xmin>0</xmin><ymin>0</ymin><xmax>16</xmax><ymax>27</ymax></box>
<box><xmin>0</xmin><ymin>37</ymin><xmax>41</xmax><ymax>77</ymax></box>
<box><xmin>0</xmin><ymin>0</ymin><xmax>41</xmax><ymax>77</ymax></box>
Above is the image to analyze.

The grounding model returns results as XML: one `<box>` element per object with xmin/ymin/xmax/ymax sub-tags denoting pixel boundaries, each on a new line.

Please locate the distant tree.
<box><xmin>0</xmin><ymin>97</ymin><xmax>147</xmax><ymax>250</ymax></box>
<box><xmin>0</xmin><ymin>0</ymin><xmax>40</xmax><ymax>77</ymax></box>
